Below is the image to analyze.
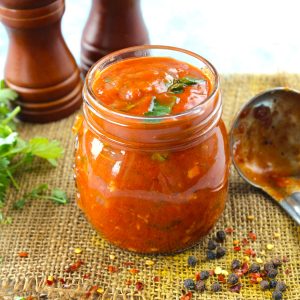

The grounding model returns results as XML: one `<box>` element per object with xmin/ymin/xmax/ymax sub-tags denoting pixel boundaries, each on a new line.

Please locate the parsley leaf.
<box><xmin>0</xmin><ymin>88</ymin><xmax>18</xmax><ymax>104</ymax></box>
<box><xmin>14</xmin><ymin>184</ymin><xmax>68</xmax><ymax>209</ymax></box>
<box><xmin>27</xmin><ymin>137</ymin><xmax>63</xmax><ymax>166</ymax></box>
<box><xmin>50</xmin><ymin>188</ymin><xmax>68</xmax><ymax>204</ymax></box>
<box><xmin>0</xmin><ymin>80</ymin><xmax>65</xmax><ymax>222</ymax></box>
<box><xmin>144</xmin><ymin>97</ymin><xmax>176</xmax><ymax>117</ymax></box>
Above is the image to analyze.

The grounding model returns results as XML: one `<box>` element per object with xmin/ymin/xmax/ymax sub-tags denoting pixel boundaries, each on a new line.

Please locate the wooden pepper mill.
<box><xmin>80</xmin><ymin>0</ymin><xmax>149</xmax><ymax>75</ymax></box>
<box><xmin>0</xmin><ymin>0</ymin><xmax>82</xmax><ymax>123</ymax></box>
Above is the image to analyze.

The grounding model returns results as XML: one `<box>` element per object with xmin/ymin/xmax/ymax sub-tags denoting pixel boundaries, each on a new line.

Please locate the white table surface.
<box><xmin>1</xmin><ymin>0</ymin><xmax>300</xmax><ymax>77</ymax></box>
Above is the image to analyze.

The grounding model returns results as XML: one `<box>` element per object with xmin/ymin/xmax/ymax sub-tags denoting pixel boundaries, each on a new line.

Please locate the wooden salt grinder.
<box><xmin>0</xmin><ymin>0</ymin><xmax>82</xmax><ymax>123</ymax></box>
<box><xmin>80</xmin><ymin>0</ymin><xmax>149</xmax><ymax>75</ymax></box>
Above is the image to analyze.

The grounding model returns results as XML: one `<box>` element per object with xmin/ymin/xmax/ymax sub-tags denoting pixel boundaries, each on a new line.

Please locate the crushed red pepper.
<box><xmin>242</xmin><ymin>238</ymin><xmax>250</xmax><ymax>246</ymax></box>
<box><xmin>180</xmin><ymin>291</ymin><xmax>193</xmax><ymax>300</ymax></box>
<box><xmin>129</xmin><ymin>268</ymin><xmax>139</xmax><ymax>274</ymax></box>
<box><xmin>234</xmin><ymin>246</ymin><xmax>241</xmax><ymax>252</ymax></box>
<box><xmin>108</xmin><ymin>265</ymin><xmax>118</xmax><ymax>273</ymax></box>
<box><xmin>18</xmin><ymin>251</ymin><xmax>28</xmax><ymax>258</ymax></box>
<box><xmin>85</xmin><ymin>285</ymin><xmax>98</xmax><ymax>298</ymax></box>
<box><xmin>248</xmin><ymin>231</ymin><xmax>257</xmax><ymax>241</ymax></box>
<box><xmin>244</xmin><ymin>248</ymin><xmax>256</xmax><ymax>257</ymax></box>
<box><xmin>224</xmin><ymin>227</ymin><xmax>234</xmax><ymax>234</ymax></box>
<box><xmin>65</xmin><ymin>260</ymin><xmax>84</xmax><ymax>273</ymax></box>
<box><xmin>217</xmin><ymin>274</ymin><xmax>226</xmax><ymax>283</ymax></box>
<box><xmin>135</xmin><ymin>281</ymin><xmax>144</xmax><ymax>291</ymax></box>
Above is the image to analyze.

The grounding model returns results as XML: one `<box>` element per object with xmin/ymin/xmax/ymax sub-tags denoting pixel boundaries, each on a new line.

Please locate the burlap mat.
<box><xmin>0</xmin><ymin>74</ymin><xmax>299</xmax><ymax>300</ymax></box>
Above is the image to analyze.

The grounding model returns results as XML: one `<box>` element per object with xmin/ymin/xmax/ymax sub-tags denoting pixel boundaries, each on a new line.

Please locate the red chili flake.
<box><xmin>235</xmin><ymin>269</ymin><xmax>244</xmax><ymax>277</ymax></box>
<box><xmin>85</xmin><ymin>285</ymin><xmax>98</xmax><ymax>298</ymax></box>
<box><xmin>46</xmin><ymin>279</ymin><xmax>54</xmax><ymax>286</ymax></box>
<box><xmin>123</xmin><ymin>261</ymin><xmax>134</xmax><ymax>266</ymax></box>
<box><xmin>233</xmin><ymin>246</ymin><xmax>241</xmax><ymax>252</ymax></box>
<box><xmin>209</xmin><ymin>269</ymin><xmax>215</xmax><ymax>276</ymax></box>
<box><xmin>282</xmin><ymin>256</ymin><xmax>289</xmax><ymax>263</ymax></box>
<box><xmin>135</xmin><ymin>281</ymin><xmax>144</xmax><ymax>291</ymax></box>
<box><xmin>108</xmin><ymin>265</ymin><xmax>118</xmax><ymax>273</ymax></box>
<box><xmin>58</xmin><ymin>278</ymin><xmax>66</xmax><ymax>284</ymax></box>
<box><xmin>249</xmin><ymin>273</ymin><xmax>262</xmax><ymax>284</ymax></box>
<box><xmin>285</xmin><ymin>268</ymin><xmax>291</xmax><ymax>275</ymax></box>
<box><xmin>66</xmin><ymin>260</ymin><xmax>84</xmax><ymax>273</ymax></box>
<box><xmin>129</xmin><ymin>268</ymin><xmax>139</xmax><ymax>275</ymax></box>
<box><xmin>195</xmin><ymin>272</ymin><xmax>200</xmax><ymax>281</ymax></box>
<box><xmin>230</xmin><ymin>283</ymin><xmax>242</xmax><ymax>293</ymax></box>
<box><xmin>241</xmin><ymin>238</ymin><xmax>250</xmax><ymax>246</ymax></box>
<box><xmin>180</xmin><ymin>291</ymin><xmax>193</xmax><ymax>300</ymax></box>
<box><xmin>225</xmin><ymin>227</ymin><xmax>234</xmax><ymax>234</ymax></box>
<box><xmin>241</xmin><ymin>262</ymin><xmax>249</xmax><ymax>274</ymax></box>
<box><xmin>217</xmin><ymin>274</ymin><xmax>226</xmax><ymax>283</ymax></box>
<box><xmin>18</xmin><ymin>251</ymin><xmax>28</xmax><ymax>258</ymax></box>
<box><xmin>125</xmin><ymin>280</ymin><xmax>132</xmax><ymax>286</ymax></box>
<box><xmin>153</xmin><ymin>276</ymin><xmax>160</xmax><ymax>282</ymax></box>
<box><xmin>244</xmin><ymin>248</ymin><xmax>256</xmax><ymax>257</ymax></box>
<box><xmin>83</xmin><ymin>273</ymin><xmax>90</xmax><ymax>279</ymax></box>
<box><xmin>248</xmin><ymin>231</ymin><xmax>257</xmax><ymax>241</ymax></box>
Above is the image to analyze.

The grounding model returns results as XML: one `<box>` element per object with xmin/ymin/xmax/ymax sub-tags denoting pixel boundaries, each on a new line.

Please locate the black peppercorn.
<box><xmin>272</xmin><ymin>258</ymin><xmax>282</xmax><ymax>268</ymax></box>
<box><xmin>199</xmin><ymin>270</ymin><xmax>210</xmax><ymax>280</ymax></box>
<box><xmin>207</xmin><ymin>250</ymin><xmax>216</xmax><ymax>260</ymax></box>
<box><xmin>267</xmin><ymin>268</ymin><xmax>278</xmax><ymax>279</ymax></box>
<box><xmin>183</xmin><ymin>279</ymin><xmax>195</xmax><ymax>290</ymax></box>
<box><xmin>187</xmin><ymin>256</ymin><xmax>197</xmax><ymax>267</ymax></box>
<box><xmin>260</xmin><ymin>280</ymin><xmax>270</xmax><ymax>290</ymax></box>
<box><xmin>216</xmin><ymin>246</ymin><xmax>226</xmax><ymax>258</ymax></box>
<box><xmin>195</xmin><ymin>280</ymin><xmax>206</xmax><ymax>292</ymax></box>
<box><xmin>264</xmin><ymin>262</ymin><xmax>275</xmax><ymax>272</ymax></box>
<box><xmin>275</xmin><ymin>281</ymin><xmax>287</xmax><ymax>292</ymax></box>
<box><xmin>231</xmin><ymin>259</ymin><xmax>241</xmax><ymax>270</ymax></box>
<box><xmin>211</xmin><ymin>282</ymin><xmax>222</xmax><ymax>292</ymax></box>
<box><xmin>272</xmin><ymin>290</ymin><xmax>283</xmax><ymax>300</ymax></box>
<box><xmin>207</xmin><ymin>239</ymin><xmax>218</xmax><ymax>250</ymax></box>
<box><xmin>215</xmin><ymin>230</ymin><xmax>226</xmax><ymax>243</ymax></box>
<box><xmin>249</xmin><ymin>263</ymin><xmax>260</xmax><ymax>273</ymax></box>
<box><xmin>269</xmin><ymin>280</ymin><xmax>278</xmax><ymax>288</ymax></box>
<box><xmin>227</xmin><ymin>273</ymin><xmax>239</xmax><ymax>285</ymax></box>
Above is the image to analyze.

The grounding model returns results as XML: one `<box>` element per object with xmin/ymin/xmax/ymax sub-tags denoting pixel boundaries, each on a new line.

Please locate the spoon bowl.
<box><xmin>230</xmin><ymin>87</ymin><xmax>300</xmax><ymax>225</ymax></box>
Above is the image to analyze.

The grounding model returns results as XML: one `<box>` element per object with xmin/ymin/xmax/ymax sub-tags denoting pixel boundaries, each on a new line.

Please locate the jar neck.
<box><xmin>82</xmin><ymin>85</ymin><xmax>222</xmax><ymax>151</ymax></box>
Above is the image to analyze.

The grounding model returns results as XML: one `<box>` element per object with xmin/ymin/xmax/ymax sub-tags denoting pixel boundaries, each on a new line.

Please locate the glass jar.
<box><xmin>74</xmin><ymin>45</ymin><xmax>230</xmax><ymax>254</ymax></box>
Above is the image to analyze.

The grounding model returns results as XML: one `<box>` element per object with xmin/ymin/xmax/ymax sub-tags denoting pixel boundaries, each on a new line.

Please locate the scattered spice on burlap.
<box><xmin>0</xmin><ymin>74</ymin><xmax>300</xmax><ymax>299</ymax></box>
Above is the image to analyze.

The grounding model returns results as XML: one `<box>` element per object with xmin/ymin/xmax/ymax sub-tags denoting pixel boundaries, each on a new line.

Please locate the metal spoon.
<box><xmin>230</xmin><ymin>87</ymin><xmax>300</xmax><ymax>225</ymax></box>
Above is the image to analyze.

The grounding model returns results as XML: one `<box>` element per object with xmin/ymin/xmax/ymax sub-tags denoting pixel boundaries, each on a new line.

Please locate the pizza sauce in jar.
<box><xmin>74</xmin><ymin>45</ymin><xmax>230</xmax><ymax>253</ymax></box>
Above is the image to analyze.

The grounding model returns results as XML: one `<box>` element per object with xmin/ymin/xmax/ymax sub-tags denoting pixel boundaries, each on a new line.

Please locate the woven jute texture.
<box><xmin>0</xmin><ymin>74</ymin><xmax>299</xmax><ymax>300</ymax></box>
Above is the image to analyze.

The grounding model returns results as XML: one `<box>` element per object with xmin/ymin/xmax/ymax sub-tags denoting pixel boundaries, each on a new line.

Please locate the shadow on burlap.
<box><xmin>0</xmin><ymin>74</ymin><xmax>299</xmax><ymax>299</ymax></box>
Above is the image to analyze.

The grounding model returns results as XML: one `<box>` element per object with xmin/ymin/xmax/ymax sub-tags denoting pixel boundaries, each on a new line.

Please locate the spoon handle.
<box><xmin>279</xmin><ymin>192</ymin><xmax>300</xmax><ymax>225</ymax></box>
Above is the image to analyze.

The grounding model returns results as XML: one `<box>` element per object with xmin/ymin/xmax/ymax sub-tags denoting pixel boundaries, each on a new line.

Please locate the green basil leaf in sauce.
<box><xmin>168</xmin><ymin>77</ymin><xmax>205</xmax><ymax>94</ymax></box>
<box><xmin>144</xmin><ymin>97</ymin><xmax>176</xmax><ymax>117</ymax></box>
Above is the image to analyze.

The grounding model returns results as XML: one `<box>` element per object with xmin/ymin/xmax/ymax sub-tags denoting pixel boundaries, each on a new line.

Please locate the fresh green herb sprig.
<box><xmin>168</xmin><ymin>77</ymin><xmax>205</xmax><ymax>94</ymax></box>
<box><xmin>0</xmin><ymin>80</ymin><xmax>64</xmax><ymax>222</ymax></box>
<box><xmin>14</xmin><ymin>184</ymin><xmax>68</xmax><ymax>210</ymax></box>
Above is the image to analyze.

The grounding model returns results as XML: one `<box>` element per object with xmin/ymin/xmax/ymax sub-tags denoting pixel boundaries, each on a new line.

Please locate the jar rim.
<box><xmin>84</xmin><ymin>44</ymin><xmax>220</xmax><ymax>123</ymax></box>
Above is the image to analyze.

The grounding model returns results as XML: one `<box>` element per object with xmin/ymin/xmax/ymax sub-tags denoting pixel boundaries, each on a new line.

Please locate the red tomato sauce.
<box><xmin>91</xmin><ymin>57</ymin><xmax>211</xmax><ymax>116</ymax></box>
